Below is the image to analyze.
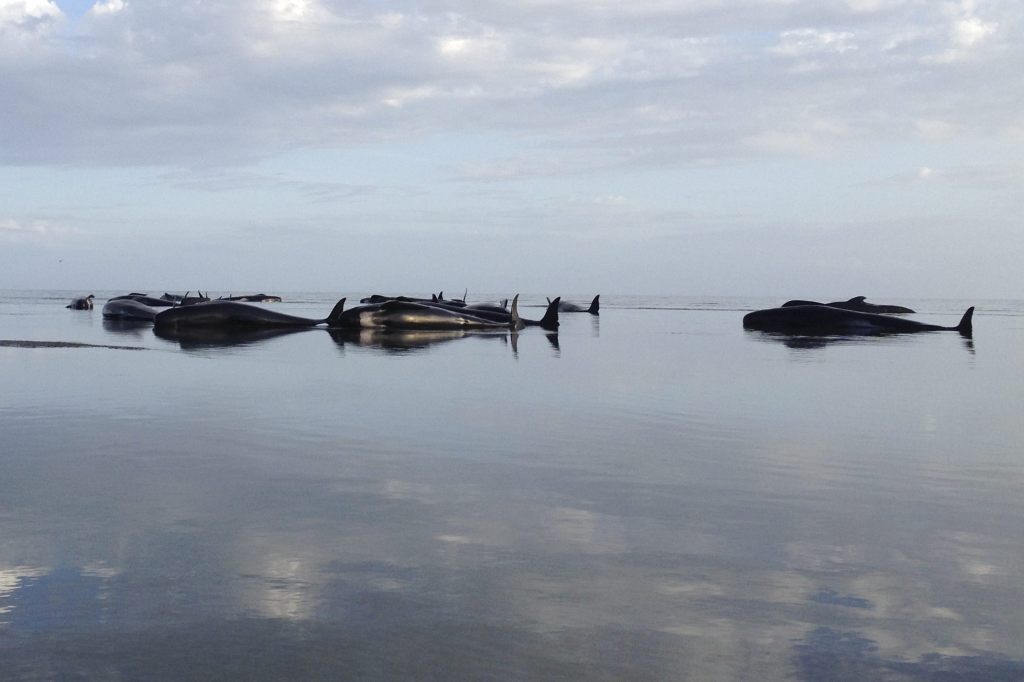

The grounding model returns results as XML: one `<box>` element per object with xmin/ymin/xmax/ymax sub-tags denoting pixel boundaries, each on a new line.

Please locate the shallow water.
<box><xmin>2</xmin><ymin>291</ymin><xmax>1023</xmax><ymax>680</ymax></box>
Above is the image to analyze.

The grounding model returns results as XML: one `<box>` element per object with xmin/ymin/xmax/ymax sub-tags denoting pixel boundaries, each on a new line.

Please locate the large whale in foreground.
<box><xmin>743</xmin><ymin>305</ymin><xmax>973</xmax><ymax>337</ymax></box>
<box><xmin>781</xmin><ymin>296</ymin><xmax>914</xmax><ymax>314</ymax></box>
<box><xmin>154</xmin><ymin>299</ymin><xmax>346</xmax><ymax>329</ymax></box>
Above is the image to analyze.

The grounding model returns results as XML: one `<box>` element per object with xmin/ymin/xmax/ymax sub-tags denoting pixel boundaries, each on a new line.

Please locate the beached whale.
<box><xmin>328</xmin><ymin>295</ymin><xmax>546</xmax><ymax>331</ymax></box>
<box><xmin>548</xmin><ymin>295</ymin><xmax>599</xmax><ymax>315</ymax></box>
<box><xmin>410</xmin><ymin>296</ymin><xmax>561</xmax><ymax>331</ymax></box>
<box><xmin>102</xmin><ymin>298</ymin><xmax>160</xmax><ymax>321</ymax></box>
<box><xmin>781</xmin><ymin>296</ymin><xmax>915</xmax><ymax>314</ymax></box>
<box><xmin>108</xmin><ymin>293</ymin><xmax>176</xmax><ymax>307</ymax></box>
<box><xmin>154</xmin><ymin>298</ymin><xmax>346</xmax><ymax>329</ymax></box>
<box><xmin>66</xmin><ymin>294</ymin><xmax>95</xmax><ymax>310</ymax></box>
<box><xmin>217</xmin><ymin>294</ymin><xmax>283</xmax><ymax>303</ymax></box>
<box><xmin>743</xmin><ymin>305</ymin><xmax>973</xmax><ymax>336</ymax></box>
<box><xmin>161</xmin><ymin>291</ymin><xmax>211</xmax><ymax>306</ymax></box>
<box><xmin>465</xmin><ymin>298</ymin><xmax>509</xmax><ymax>314</ymax></box>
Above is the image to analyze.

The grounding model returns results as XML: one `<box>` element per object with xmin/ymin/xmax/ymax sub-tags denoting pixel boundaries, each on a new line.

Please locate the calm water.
<box><xmin>2</xmin><ymin>291</ymin><xmax>1023</xmax><ymax>681</ymax></box>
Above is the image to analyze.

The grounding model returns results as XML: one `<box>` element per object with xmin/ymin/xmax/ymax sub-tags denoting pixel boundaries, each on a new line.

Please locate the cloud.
<box><xmin>0</xmin><ymin>0</ymin><xmax>1016</xmax><ymax>173</ymax></box>
<box><xmin>0</xmin><ymin>217</ymin><xmax>80</xmax><ymax>242</ymax></box>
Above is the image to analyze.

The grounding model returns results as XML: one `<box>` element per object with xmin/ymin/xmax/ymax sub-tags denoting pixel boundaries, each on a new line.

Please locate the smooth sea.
<box><xmin>1</xmin><ymin>291</ymin><xmax>1023</xmax><ymax>681</ymax></box>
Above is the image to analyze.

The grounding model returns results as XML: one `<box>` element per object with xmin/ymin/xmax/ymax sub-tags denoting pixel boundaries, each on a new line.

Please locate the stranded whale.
<box><xmin>547</xmin><ymin>295</ymin><xmax>599</xmax><ymax>315</ymax></box>
<box><xmin>154</xmin><ymin>298</ymin><xmax>346</xmax><ymax>329</ymax></box>
<box><xmin>66</xmin><ymin>294</ymin><xmax>95</xmax><ymax>310</ymax></box>
<box><xmin>409</xmin><ymin>296</ymin><xmax>560</xmax><ymax>331</ymax></box>
<box><xmin>743</xmin><ymin>305</ymin><xmax>973</xmax><ymax>337</ymax></box>
<box><xmin>328</xmin><ymin>296</ymin><xmax>530</xmax><ymax>331</ymax></box>
<box><xmin>102</xmin><ymin>299</ymin><xmax>160</xmax><ymax>321</ymax></box>
<box><xmin>781</xmin><ymin>296</ymin><xmax>915</xmax><ymax>314</ymax></box>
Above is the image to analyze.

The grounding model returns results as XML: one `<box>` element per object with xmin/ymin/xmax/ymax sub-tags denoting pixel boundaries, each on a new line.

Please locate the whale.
<box><xmin>328</xmin><ymin>295</ymin><xmax>536</xmax><ymax>331</ymax></box>
<box><xmin>409</xmin><ymin>296</ymin><xmax>561</xmax><ymax>331</ymax></box>
<box><xmin>547</xmin><ymin>295</ymin><xmax>599</xmax><ymax>315</ymax></box>
<box><xmin>466</xmin><ymin>298</ymin><xmax>509</xmax><ymax>314</ymax></box>
<box><xmin>108</xmin><ymin>293</ymin><xmax>176</xmax><ymax>307</ymax></box>
<box><xmin>743</xmin><ymin>304</ymin><xmax>973</xmax><ymax>337</ymax></box>
<box><xmin>102</xmin><ymin>298</ymin><xmax>160</xmax><ymax>321</ymax></box>
<box><xmin>358</xmin><ymin>293</ymin><xmax>469</xmax><ymax>307</ymax></box>
<box><xmin>217</xmin><ymin>294</ymin><xmax>283</xmax><ymax>303</ymax></box>
<box><xmin>781</xmin><ymin>296</ymin><xmax>915</xmax><ymax>314</ymax></box>
<box><xmin>66</xmin><ymin>294</ymin><xmax>95</xmax><ymax>310</ymax></box>
<box><xmin>161</xmin><ymin>291</ymin><xmax>211</xmax><ymax>306</ymax></box>
<box><xmin>154</xmin><ymin>298</ymin><xmax>346</xmax><ymax>330</ymax></box>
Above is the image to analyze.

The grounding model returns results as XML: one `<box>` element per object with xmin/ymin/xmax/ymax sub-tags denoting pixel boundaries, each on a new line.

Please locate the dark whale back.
<box><xmin>744</xmin><ymin>304</ymin><xmax>972</xmax><ymax>337</ymax></box>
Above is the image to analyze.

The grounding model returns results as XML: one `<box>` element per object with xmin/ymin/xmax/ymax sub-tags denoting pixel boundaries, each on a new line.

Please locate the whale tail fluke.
<box><xmin>957</xmin><ymin>307</ymin><xmax>974</xmax><ymax>336</ymax></box>
<box><xmin>540</xmin><ymin>297</ymin><xmax>560</xmax><ymax>331</ymax></box>
<box><xmin>326</xmin><ymin>298</ymin><xmax>347</xmax><ymax>325</ymax></box>
<box><xmin>588</xmin><ymin>295</ymin><xmax>600</xmax><ymax>315</ymax></box>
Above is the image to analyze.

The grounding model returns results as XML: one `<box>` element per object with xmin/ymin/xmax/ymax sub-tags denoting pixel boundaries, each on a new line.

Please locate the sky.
<box><xmin>1</xmin><ymin>0</ymin><xmax>1021</xmax><ymax>298</ymax></box>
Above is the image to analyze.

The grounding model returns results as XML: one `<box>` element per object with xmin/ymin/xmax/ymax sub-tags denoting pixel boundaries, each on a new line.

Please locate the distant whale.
<box><xmin>66</xmin><ymin>294</ymin><xmax>95</xmax><ymax>310</ymax></box>
<box><xmin>743</xmin><ymin>305</ymin><xmax>973</xmax><ymax>337</ymax></box>
<box><xmin>217</xmin><ymin>294</ymin><xmax>283</xmax><ymax>303</ymax></box>
<box><xmin>161</xmin><ymin>291</ymin><xmax>211</xmax><ymax>306</ymax></box>
<box><xmin>329</xmin><ymin>296</ymin><xmax>530</xmax><ymax>331</ymax></box>
<box><xmin>781</xmin><ymin>296</ymin><xmax>914</xmax><ymax>314</ymax></box>
<box><xmin>108</xmin><ymin>293</ymin><xmax>176</xmax><ymax>307</ymax></box>
<box><xmin>154</xmin><ymin>298</ymin><xmax>346</xmax><ymax>329</ymax></box>
<box><xmin>102</xmin><ymin>299</ymin><xmax>160</xmax><ymax>321</ymax></box>
<box><xmin>548</xmin><ymin>295</ymin><xmax>599</xmax><ymax>315</ymax></box>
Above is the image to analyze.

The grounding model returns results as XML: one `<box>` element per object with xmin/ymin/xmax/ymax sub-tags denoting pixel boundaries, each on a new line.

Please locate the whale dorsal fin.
<box><xmin>848</xmin><ymin>296</ymin><xmax>866</xmax><ymax>303</ymax></box>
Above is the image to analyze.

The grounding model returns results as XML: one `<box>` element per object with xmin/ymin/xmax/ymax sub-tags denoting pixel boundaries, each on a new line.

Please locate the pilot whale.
<box><xmin>102</xmin><ymin>298</ymin><xmax>160</xmax><ymax>321</ymax></box>
<box><xmin>781</xmin><ymin>296</ymin><xmax>915</xmax><ymax>314</ymax></box>
<box><xmin>411</xmin><ymin>296</ymin><xmax>561</xmax><ymax>331</ymax></box>
<box><xmin>154</xmin><ymin>298</ymin><xmax>346</xmax><ymax>329</ymax></box>
<box><xmin>66</xmin><ymin>294</ymin><xmax>95</xmax><ymax>310</ymax></box>
<box><xmin>548</xmin><ymin>295</ymin><xmax>599</xmax><ymax>315</ymax></box>
<box><xmin>109</xmin><ymin>293</ymin><xmax>176</xmax><ymax>307</ymax></box>
<box><xmin>217</xmin><ymin>293</ymin><xmax>283</xmax><ymax>303</ymax></box>
<box><xmin>328</xmin><ymin>296</ymin><xmax>528</xmax><ymax>331</ymax></box>
<box><xmin>743</xmin><ymin>305</ymin><xmax>973</xmax><ymax>336</ymax></box>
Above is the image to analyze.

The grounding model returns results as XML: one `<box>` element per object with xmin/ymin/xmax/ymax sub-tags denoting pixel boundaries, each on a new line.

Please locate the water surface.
<box><xmin>2</xmin><ymin>292</ymin><xmax>1023</xmax><ymax>680</ymax></box>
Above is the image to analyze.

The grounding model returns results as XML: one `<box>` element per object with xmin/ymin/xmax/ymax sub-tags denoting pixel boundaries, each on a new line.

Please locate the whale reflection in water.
<box><xmin>153</xmin><ymin>325</ymin><xmax>314</xmax><ymax>350</ymax></box>
<box><xmin>329</xmin><ymin>328</ymin><xmax>515</xmax><ymax>354</ymax></box>
<box><xmin>329</xmin><ymin>328</ymin><xmax>560</xmax><ymax>355</ymax></box>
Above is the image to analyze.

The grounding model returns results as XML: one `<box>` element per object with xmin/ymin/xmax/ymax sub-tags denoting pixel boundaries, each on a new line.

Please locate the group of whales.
<box><xmin>72</xmin><ymin>291</ymin><xmax>602</xmax><ymax>333</ymax></box>
<box><xmin>744</xmin><ymin>296</ymin><xmax>974</xmax><ymax>337</ymax></box>
<box><xmin>67</xmin><ymin>291</ymin><xmax>280</xmax><ymax>311</ymax></box>
<box><xmin>70</xmin><ymin>291</ymin><xmax>974</xmax><ymax>337</ymax></box>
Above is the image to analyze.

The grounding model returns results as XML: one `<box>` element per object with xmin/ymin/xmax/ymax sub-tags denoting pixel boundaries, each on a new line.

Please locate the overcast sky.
<box><xmin>1</xmin><ymin>0</ymin><xmax>1021</xmax><ymax>297</ymax></box>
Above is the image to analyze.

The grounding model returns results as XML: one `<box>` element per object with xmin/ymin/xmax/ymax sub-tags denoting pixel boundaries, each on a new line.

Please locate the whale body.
<box><xmin>744</xmin><ymin>305</ymin><xmax>973</xmax><ymax>337</ymax></box>
<box><xmin>781</xmin><ymin>296</ymin><xmax>915</xmax><ymax>314</ymax></box>
<box><xmin>154</xmin><ymin>299</ymin><xmax>346</xmax><ymax>329</ymax></box>
<box><xmin>102</xmin><ymin>299</ymin><xmax>160</xmax><ymax>321</ymax></box>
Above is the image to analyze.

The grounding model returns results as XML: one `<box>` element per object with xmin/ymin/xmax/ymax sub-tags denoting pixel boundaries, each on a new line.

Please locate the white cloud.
<box><xmin>0</xmin><ymin>218</ymin><xmax>79</xmax><ymax>242</ymax></box>
<box><xmin>771</xmin><ymin>28</ymin><xmax>858</xmax><ymax>57</ymax></box>
<box><xmin>914</xmin><ymin>119</ymin><xmax>958</xmax><ymax>140</ymax></box>
<box><xmin>924</xmin><ymin>0</ymin><xmax>999</xmax><ymax>63</ymax></box>
<box><xmin>0</xmin><ymin>0</ymin><xmax>1019</xmax><ymax>174</ymax></box>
